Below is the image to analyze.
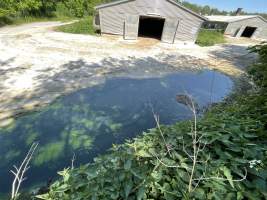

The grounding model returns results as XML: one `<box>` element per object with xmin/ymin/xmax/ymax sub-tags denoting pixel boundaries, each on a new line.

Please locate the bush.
<box><xmin>54</xmin><ymin>3</ymin><xmax>74</xmax><ymax>18</ymax></box>
<box><xmin>0</xmin><ymin>0</ymin><xmax>106</xmax><ymax>26</ymax></box>
<box><xmin>0</xmin><ymin>0</ymin><xmax>59</xmax><ymax>26</ymax></box>
<box><xmin>36</xmin><ymin>109</ymin><xmax>267</xmax><ymax>199</ymax></box>
<box><xmin>63</xmin><ymin>0</ymin><xmax>87</xmax><ymax>18</ymax></box>
<box><xmin>196</xmin><ymin>29</ymin><xmax>226</xmax><ymax>46</ymax></box>
<box><xmin>0</xmin><ymin>16</ymin><xmax>13</xmax><ymax>27</ymax></box>
<box><xmin>62</xmin><ymin>0</ymin><xmax>107</xmax><ymax>17</ymax></box>
<box><xmin>56</xmin><ymin>16</ymin><xmax>96</xmax><ymax>35</ymax></box>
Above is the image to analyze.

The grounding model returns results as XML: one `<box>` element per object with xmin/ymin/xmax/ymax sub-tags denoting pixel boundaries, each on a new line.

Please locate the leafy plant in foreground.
<box><xmin>37</xmin><ymin>104</ymin><xmax>266</xmax><ymax>199</ymax></box>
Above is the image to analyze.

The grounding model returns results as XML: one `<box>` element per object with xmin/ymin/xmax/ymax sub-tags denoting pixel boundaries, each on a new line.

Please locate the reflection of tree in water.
<box><xmin>0</xmin><ymin>100</ymin><xmax>126</xmax><ymax>167</ymax></box>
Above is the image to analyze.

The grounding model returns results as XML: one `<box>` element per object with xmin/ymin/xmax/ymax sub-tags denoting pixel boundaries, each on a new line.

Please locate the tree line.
<box><xmin>0</xmin><ymin>0</ymin><xmax>111</xmax><ymax>19</ymax></box>
<box><xmin>180</xmin><ymin>1</ymin><xmax>267</xmax><ymax>19</ymax></box>
<box><xmin>0</xmin><ymin>0</ymin><xmax>266</xmax><ymax>22</ymax></box>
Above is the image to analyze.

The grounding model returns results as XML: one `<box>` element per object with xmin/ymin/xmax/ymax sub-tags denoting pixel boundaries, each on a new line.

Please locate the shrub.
<box><xmin>196</xmin><ymin>29</ymin><xmax>226</xmax><ymax>46</ymax></box>
<box><xmin>36</xmin><ymin>110</ymin><xmax>267</xmax><ymax>199</ymax></box>
<box><xmin>63</xmin><ymin>0</ymin><xmax>87</xmax><ymax>18</ymax></box>
<box><xmin>54</xmin><ymin>3</ymin><xmax>74</xmax><ymax>18</ymax></box>
<box><xmin>56</xmin><ymin>16</ymin><xmax>96</xmax><ymax>35</ymax></box>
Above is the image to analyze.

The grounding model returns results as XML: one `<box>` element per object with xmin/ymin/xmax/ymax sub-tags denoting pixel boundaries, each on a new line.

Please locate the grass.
<box><xmin>196</xmin><ymin>29</ymin><xmax>226</xmax><ymax>46</ymax></box>
<box><xmin>0</xmin><ymin>14</ymin><xmax>96</xmax><ymax>36</ymax></box>
<box><xmin>56</xmin><ymin>16</ymin><xmax>96</xmax><ymax>35</ymax></box>
<box><xmin>13</xmin><ymin>16</ymin><xmax>71</xmax><ymax>25</ymax></box>
<box><xmin>0</xmin><ymin>15</ymin><xmax>74</xmax><ymax>27</ymax></box>
<box><xmin>0</xmin><ymin>3</ymin><xmax>75</xmax><ymax>27</ymax></box>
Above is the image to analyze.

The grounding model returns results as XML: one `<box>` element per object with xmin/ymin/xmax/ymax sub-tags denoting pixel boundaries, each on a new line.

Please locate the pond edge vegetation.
<box><xmin>12</xmin><ymin>44</ymin><xmax>266</xmax><ymax>199</ymax></box>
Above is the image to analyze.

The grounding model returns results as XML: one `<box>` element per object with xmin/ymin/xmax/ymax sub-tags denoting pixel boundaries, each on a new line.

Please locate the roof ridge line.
<box><xmin>94</xmin><ymin>0</ymin><xmax>207</xmax><ymax>21</ymax></box>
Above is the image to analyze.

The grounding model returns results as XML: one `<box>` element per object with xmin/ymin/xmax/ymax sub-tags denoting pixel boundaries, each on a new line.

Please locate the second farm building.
<box><xmin>205</xmin><ymin>15</ymin><xmax>267</xmax><ymax>40</ymax></box>
<box><xmin>94</xmin><ymin>0</ymin><xmax>206</xmax><ymax>43</ymax></box>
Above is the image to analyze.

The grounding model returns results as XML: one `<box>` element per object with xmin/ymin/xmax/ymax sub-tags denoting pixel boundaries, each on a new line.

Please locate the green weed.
<box><xmin>196</xmin><ymin>29</ymin><xmax>226</xmax><ymax>46</ymax></box>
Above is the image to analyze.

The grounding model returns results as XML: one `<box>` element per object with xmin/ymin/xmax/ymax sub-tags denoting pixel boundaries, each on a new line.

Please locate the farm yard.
<box><xmin>0</xmin><ymin>21</ymin><xmax>257</xmax><ymax>127</ymax></box>
<box><xmin>0</xmin><ymin>1</ymin><xmax>267</xmax><ymax>199</ymax></box>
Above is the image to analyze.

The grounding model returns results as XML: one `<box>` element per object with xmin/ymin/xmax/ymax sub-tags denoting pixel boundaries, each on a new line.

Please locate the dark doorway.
<box><xmin>138</xmin><ymin>16</ymin><xmax>165</xmax><ymax>39</ymax></box>
<box><xmin>241</xmin><ymin>26</ymin><xmax>257</xmax><ymax>38</ymax></box>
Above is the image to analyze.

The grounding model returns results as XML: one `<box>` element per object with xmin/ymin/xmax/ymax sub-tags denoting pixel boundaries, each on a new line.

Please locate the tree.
<box><xmin>0</xmin><ymin>0</ymin><xmax>16</xmax><ymax>17</ymax></box>
<box><xmin>201</xmin><ymin>5</ymin><xmax>211</xmax><ymax>15</ymax></box>
<box><xmin>63</xmin><ymin>0</ymin><xmax>87</xmax><ymax>17</ymax></box>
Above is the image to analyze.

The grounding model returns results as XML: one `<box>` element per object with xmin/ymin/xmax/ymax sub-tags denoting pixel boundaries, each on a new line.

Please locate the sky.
<box><xmin>186</xmin><ymin>0</ymin><xmax>267</xmax><ymax>13</ymax></box>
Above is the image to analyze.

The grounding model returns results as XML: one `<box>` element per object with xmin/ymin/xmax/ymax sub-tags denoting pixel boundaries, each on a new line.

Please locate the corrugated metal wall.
<box><xmin>97</xmin><ymin>0</ymin><xmax>204</xmax><ymax>43</ymax></box>
<box><xmin>225</xmin><ymin>17</ymin><xmax>267</xmax><ymax>40</ymax></box>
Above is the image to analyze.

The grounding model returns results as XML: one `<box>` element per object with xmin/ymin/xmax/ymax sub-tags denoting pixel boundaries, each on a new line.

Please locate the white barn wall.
<box><xmin>225</xmin><ymin>17</ymin><xmax>267</xmax><ymax>40</ymax></box>
<box><xmin>97</xmin><ymin>0</ymin><xmax>204</xmax><ymax>43</ymax></box>
<box><xmin>156</xmin><ymin>0</ymin><xmax>203</xmax><ymax>42</ymax></box>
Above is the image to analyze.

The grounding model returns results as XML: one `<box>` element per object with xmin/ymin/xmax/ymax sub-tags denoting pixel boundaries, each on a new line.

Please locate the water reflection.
<box><xmin>0</xmin><ymin>70</ymin><xmax>233</xmax><ymax>193</ymax></box>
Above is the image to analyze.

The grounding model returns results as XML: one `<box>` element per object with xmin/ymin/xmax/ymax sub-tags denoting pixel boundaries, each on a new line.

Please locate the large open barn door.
<box><xmin>161</xmin><ymin>18</ymin><xmax>179</xmax><ymax>43</ymax></box>
<box><xmin>124</xmin><ymin>15</ymin><xmax>139</xmax><ymax>40</ymax></box>
<box><xmin>241</xmin><ymin>26</ymin><xmax>257</xmax><ymax>38</ymax></box>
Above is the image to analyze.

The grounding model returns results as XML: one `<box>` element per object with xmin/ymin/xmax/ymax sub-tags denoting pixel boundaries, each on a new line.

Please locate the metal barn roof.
<box><xmin>206</xmin><ymin>15</ymin><xmax>267</xmax><ymax>23</ymax></box>
<box><xmin>95</xmin><ymin>0</ymin><xmax>207</xmax><ymax>20</ymax></box>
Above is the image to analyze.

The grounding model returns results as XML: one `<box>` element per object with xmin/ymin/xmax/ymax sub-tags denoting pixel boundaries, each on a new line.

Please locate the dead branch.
<box><xmin>193</xmin><ymin>168</ymin><xmax>247</xmax><ymax>182</ymax></box>
<box><xmin>152</xmin><ymin>110</ymin><xmax>172</xmax><ymax>157</ymax></box>
<box><xmin>71</xmin><ymin>153</ymin><xmax>76</xmax><ymax>170</ymax></box>
<box><xmin>10</xmin><ymin>143</ymin><xmax>38</xmax><ymax>200</ymax></box>
<box><xmin>151</xmin><ymin>92</ymin><xmax>247</xmax><ymax>194</ymax></box>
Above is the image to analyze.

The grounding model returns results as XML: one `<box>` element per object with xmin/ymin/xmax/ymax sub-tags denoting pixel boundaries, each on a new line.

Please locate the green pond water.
<box><xmin>0</xmin><ymin>70</ymin><xmax>233</xmax><ymax>194</ymax></box>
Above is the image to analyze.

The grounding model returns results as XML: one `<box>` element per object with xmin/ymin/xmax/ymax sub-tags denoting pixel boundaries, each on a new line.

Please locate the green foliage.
<box><xmin>36</xmin><ymin>44</ymin><xmax>267</xmax><ymax>200</ymax></box>
<box><xmin>0</xmin><ymin>0</ymin><xmax>15</xmax><ymax>17</ymax></box>
<box><xmin>246</xmin><ymin>43</ymin><xmax>267</xmax><ymax>129</ymax></box>
<box><xmin>62</xmin><ymin>0</ymin><xmax>106</xmax><ymax>17</ymax></box>
<box><xmin>249</xmin><ymin>44</ymin><xmax>267</xmax><ymax>88</ymax></box>
<box><xmin>179</xmin><ymin>0</ymin><xmax>267</xmax><ymax>19</ymax></box>
<box><xmin>15</xmin><ymin>0</ymin><xmax>42</xmax><ymax>15</ymax></box>
<box><xmin>0</xmin><ymin>0</ymin><xmax>56</xmax><ymax>17</ymax></box>
<box><xmin>1</xmin><ymin>0</ymin><xmax>267</xmax><ymax>27</ymax></box>
<box><xmin>0</xmin><ymin>0</ymin><xmax>98</xmax><ymax>26</ymax></box>
<box><xmin>0</xmin><ymin>0</ymin><xmax>61</xmax><ymax>26</ymax></box>
<box><xmin>54</xmin><ymin>2</ymin><xmax>73</xmax><ymax>18</ymax></box>
<box><xmin>56</xmin><ymin>17</ymin><xmax>96</xmax><ymax>35</ymax></box>
<box><xmin>63</xmin><ymin>0</ymin><xmax>87</xmax><ymax>18</ymax></box>
<box><xmin>196</xmin><ymin>29</ymin><xmax>226</xmax><ymax>46</ymax></box>
<box><xmin>37</xmin><ymin>113</ymin><xmax>267</xmax><ymax>199</ymax></box>
<box><xmin>180</xmin><ymin>1</ymin><xmax>228</xmax><ymax>15</ymax></box>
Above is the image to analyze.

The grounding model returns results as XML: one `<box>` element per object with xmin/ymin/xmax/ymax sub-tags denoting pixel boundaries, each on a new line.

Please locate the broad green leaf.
<box><xmin>124</xmin><ymin>159</ymin><xmax>132</xmax><ymax>170</ymax></box>
<box><xmin>124</xmin><ymin>180</ymin><xmax>133</xmax><ymax>199</ymax></box>
<box><xmin>137</xmin><ymin>186</ymin><xmax>146</xmax><ymax>200</ymax></box>
<box><xmin>237</xmin><ymin>192</ymin><xmax>243</xmax><ymax>200</ymax></box>
<box><xmin>36</xmin><ymin>193</ymin><xmax>50</xmax><ymax>200</ymax></box>
<box><xmin>223</xmin><ymin>167</ymin><xmax>234</xmax><ymax>188</ymax></box>
<box><xmin>136</xmin><ymin>150</ymin><xmax>151</xmax><ymax>157</ymax></box>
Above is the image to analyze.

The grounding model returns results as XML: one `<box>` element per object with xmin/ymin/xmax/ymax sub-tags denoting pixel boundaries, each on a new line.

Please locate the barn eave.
<box><xmin>94</xmin><ymin>0</ymin><xmax>207</xmax><ymax>21</ymax></box>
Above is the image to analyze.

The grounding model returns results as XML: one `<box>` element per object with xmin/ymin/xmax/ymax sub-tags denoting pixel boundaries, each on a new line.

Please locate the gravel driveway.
<box><xmin>0</xmin><ymin>21</ymin><xmax>257</xmax><ymax>127</ymax></box>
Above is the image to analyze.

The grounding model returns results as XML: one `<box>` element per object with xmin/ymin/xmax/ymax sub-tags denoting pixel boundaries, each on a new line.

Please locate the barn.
<box><xmin>94</xmin><ymin>0</ymin><xmax>206</xmax><ymax>43</ymax></box>
<box><xmin>205</xmin><ymin>15</ymin><xmax>267</xmax><ymax>41</ymax></box>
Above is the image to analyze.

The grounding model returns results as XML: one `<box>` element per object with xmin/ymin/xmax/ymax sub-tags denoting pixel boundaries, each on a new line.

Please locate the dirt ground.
<box><xmin>0</xmin><ymin>21</ymin><xmax>258</xmax><ymax>127</ymax></box>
